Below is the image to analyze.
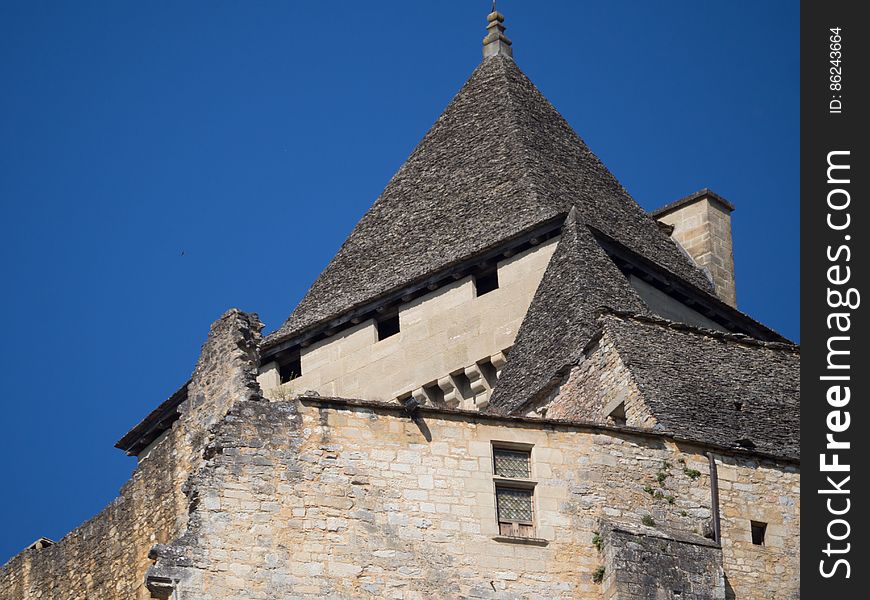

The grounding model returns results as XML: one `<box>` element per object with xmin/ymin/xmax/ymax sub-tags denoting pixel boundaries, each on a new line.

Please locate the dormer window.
<box><xmin>608</xmin><ymin>401</ymin><xmax>627</xmax><ymax>427</ymax></box>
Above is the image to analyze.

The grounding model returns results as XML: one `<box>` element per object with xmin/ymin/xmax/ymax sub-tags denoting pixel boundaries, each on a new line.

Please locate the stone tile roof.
<box><xmin>601</xmin><ymin>312</ymin><xmax>800</xmax><ymax>460</ymax></box>
<box><xmin>266</xmin><ymin>54</ymin><xmax>711</xmax><ymax>349</ymax></box>
<box><xmin>487</xmin><ymin>206</ymin><xmax>790</xmax><ymax>415</ymax></box>
<box><xmin>488</xmin><ymin>210</ymin><xmax>647</xmax><ymax>412</ymax></box>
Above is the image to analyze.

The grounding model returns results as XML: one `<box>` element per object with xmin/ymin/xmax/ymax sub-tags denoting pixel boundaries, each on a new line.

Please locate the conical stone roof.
<box><xmin>267</xmin><ymin>53</ymin><xmax>711</xmax><ymax>348</ymax></box>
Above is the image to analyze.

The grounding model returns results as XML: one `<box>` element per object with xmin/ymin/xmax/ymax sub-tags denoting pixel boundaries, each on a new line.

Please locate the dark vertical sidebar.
<box><xmin>801</xmin><ymin>1</ymin><xmax>869</xmax><ymax>596</ymax></box>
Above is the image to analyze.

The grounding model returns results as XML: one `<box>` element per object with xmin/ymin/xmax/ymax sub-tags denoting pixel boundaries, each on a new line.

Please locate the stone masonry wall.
<box><xmin>600</xmin><ymin>523</ymin><xmax>725</xmax><ymax>600</ymax></box>
<box><xmin>0</xmin><ymin>309</ymin><xmax>265</xmax><ymax>600</ymax></box>
<box><xmin>258</xmin><ymin>239</ymin><xmax>558</xmax><ymax>403</ymax></box>
<box><xmin>716</xmin><ymin>455</ymin><xmax>800</xmax><ymax>600</ymax></box>
<box><xmin>149</xmin><ymin>398</ymin><xmax>798</xmax><ymax>599</ymax></box>
<box><xmin>540</xmin><ymin>331</ymin><xmax>654</xmax><ymax>428</ymax></box>
<box><xmin>1</xmin><ymin>309</ymin><xmax>797</xmax><ymax>599</ymax></box>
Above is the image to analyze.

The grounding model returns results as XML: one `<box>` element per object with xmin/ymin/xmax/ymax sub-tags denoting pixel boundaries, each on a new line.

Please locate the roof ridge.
<box><xmin>597</xmin><ymin>309</ymin><xmax>800</xmax><ymax>353</ymax></box>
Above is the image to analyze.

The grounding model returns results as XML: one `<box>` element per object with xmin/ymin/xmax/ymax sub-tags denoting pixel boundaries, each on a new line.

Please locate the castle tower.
<box><xmin>2</xmin><ymin>8</ymin><xmax>799</xmax><ymax>600</ymax></box>
<box><xmin>251</xmin><ymin>7</ymin><xmax>782</xmax><ymax>412</ymax></box>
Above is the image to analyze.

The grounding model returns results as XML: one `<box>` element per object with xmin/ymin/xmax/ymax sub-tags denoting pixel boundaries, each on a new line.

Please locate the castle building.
<box><xmin>0</xmin><ymin>8</ymin><xmax>799</xmax><ymax>600</ymax></box>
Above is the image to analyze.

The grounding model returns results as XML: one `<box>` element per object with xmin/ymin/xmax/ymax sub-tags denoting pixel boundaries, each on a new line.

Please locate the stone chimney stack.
<box><xmin>651</xmin><ymin>188</ymin><xmax>737</xmax><ymax>307</ymax></box>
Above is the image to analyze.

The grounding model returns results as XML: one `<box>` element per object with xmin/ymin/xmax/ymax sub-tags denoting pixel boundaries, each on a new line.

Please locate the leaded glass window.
<box><xmin>493</xmin><ymin>448</ymin><xmax>531</xmax><ymax>479</ymax></box>
<box><xmin>491</xmin><ymin>445</ymin><xmax>536</xmax><ymax>538</ymax></box>
<box><xmin>496</xmin><ymin>487</ymin><xmax>533</xmax><ymax>522</ymax></box>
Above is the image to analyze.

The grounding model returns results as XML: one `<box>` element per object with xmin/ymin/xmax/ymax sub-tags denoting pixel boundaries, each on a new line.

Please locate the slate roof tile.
<box><xmin>487</xmin><ymin>210</ymin><xmax>648</xmax><ymax>412</ymax></box>
<box><xmin>601</xmin><ymin>313</ymin><xmax>800</xmax><ymax>460</ymax></box>
<box><xmin>267</xmin><ymin>54</ymin><xmax>711</xmax><ymax>349</ymax></box>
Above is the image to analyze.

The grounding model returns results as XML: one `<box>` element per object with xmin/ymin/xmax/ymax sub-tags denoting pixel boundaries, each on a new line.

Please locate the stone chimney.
<box><xmin>651</xmin><ymin>188</ymin><xmax>737</xmax><ymax>307</ymax></box>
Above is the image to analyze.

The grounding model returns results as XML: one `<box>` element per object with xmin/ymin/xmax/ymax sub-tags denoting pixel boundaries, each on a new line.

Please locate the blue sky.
<box><xmin>0</xmin><ymin>1</ymin><xmax>798</xmax><ymax>564</ymax></box>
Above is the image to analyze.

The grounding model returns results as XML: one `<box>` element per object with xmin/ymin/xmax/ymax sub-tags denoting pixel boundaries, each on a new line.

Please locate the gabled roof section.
<box><xmin>266</xmin><ymin>53</ymin><xmax>711</xmax><ymax>349</ymax></box>
<box><xmin>602</xmin><ymin>313</ymin><xmax>800</xmax><ymax>460</ymax></box>
<box><xmin>488</xmin><ymin>210</ymin><xmax>647</xmax><ymax>412</ymax></box>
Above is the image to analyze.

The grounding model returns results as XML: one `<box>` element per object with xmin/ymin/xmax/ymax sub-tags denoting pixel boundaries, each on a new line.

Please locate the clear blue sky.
<box><xmin>0</xmin><ymin>1</ymin><xmax>798</xmax><ymax>564</ymax></box>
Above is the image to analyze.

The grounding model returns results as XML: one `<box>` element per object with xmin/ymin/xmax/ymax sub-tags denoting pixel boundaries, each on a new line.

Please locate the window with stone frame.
<box><xmin>751</xmin><ymin>521</ymin><xmax>767</xmax><ymax>546</ymax></box>
<box><xmin>492</xmin><ymin>445</ymin><xmax>536</xmax><ymax>538</ymax></box>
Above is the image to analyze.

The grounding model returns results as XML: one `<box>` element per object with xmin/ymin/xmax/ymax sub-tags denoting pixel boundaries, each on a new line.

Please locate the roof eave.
<box><xmin>114</xmin><ymin>382</ymin><xmax>189</xmax><ymax>455</ymax></box>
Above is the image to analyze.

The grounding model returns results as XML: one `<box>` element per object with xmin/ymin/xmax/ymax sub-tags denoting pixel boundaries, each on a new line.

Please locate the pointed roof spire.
<box><xmin>483</xmin><ymin>3</ymin><xmax>512</xmax><ymax>59</ymax></box>
<box><xmin>267</xmin><ymin>51</ymin><xmax>716</xmax><ymax>350</ymax></box>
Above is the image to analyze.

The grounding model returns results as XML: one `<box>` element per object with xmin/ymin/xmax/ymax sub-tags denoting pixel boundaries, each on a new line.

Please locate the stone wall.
<box><xmin>539</xmin><ymin>330</ymin><xmax>653</xmax><ymax>428</ymax></box>
<box><xmin>0</xmin><ymin>309</ymin><xmax>265</xmax><ymax>600</ymax></box>
<box><xmin>716</xmin><ymin>456</ymin><xmax>800</xmax><ymax>600</ymax></box>
<box><xmin>1</xmin><ymin>310</ymin><xmax>798</xmax><ymax>600</ymax></box>
<box><xmin>600</xmin><ymin>523</ymin><xmax>725</xmax><ymax>600</ymax></box>
<box><xmin>627</xmin><ymin>276</ymin><xmax>727</xmax><ymax>332</ymax></box>
<box><xmin>147</xmin><ymin>397</ymin><xmax>798</xmax><ymax>599</ymax></box>
<box><xmin>258</xmin><ymin>239</ymin><xmax>558</xmax><ymax>403</ymax></box>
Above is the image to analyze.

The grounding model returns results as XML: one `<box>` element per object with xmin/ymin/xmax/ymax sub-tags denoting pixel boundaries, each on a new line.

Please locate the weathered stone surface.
<box><xmin>527</xmin><ymin>312</ymin><xmax>799</xmax><ymax>461</ymax></box>
<box><xmin>0</xmin><ymin>309</ymin><xmax>265</xmax><ymax>600</ymax></box>
<box><xmin>488</xmin><ymin>210</ymin><xmax>647</xmax><ymax>414</ymax></box>
<box><xmin>538</xmin><ymin>329</ymin><xmax>651</xmax><ymax>429</ymax></box>
<box><xmin>74</xmin><ymin>392</ymin><xmax>800</xmax><ymax>599</ymax></box>
<box><xmin>269</xmin><ymin>52</ymin><xmax>712</xmax><ymax>349</ymax></box>
<box><xmin>258</xmin><ymin>239</ymin><xmax>558</xmax><ymax>404</ymax></box>
<box><xmin>600</xmin><ymin>522</ymin><xmax>725</xmax><ymax>600</ymax></box>
<box><xmin>0</xmin><ymin>343</ymin><xmax>798</xmax><ymax>600</ymax></box>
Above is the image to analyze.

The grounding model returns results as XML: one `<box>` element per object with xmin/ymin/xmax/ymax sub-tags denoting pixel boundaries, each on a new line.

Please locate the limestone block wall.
<box><xmin>148</xmin><ymin>397</ymin><xmax>799</xmax><ymax>600</ymax></box>
<box><xmin>539</xmin><ymin>330</ymin><xmax>653</xmax><ymax>427</ymax></box>
<box><xmin>0</xmin><ymin>309</ymin><xmax>265</xmax><ymax>600</ymax></box>
<box><xmin>655</xmin><ymin>195</ymin><xmax>737</xmax><ymax>307</ymax></box>
<box><xmin>716</xmin><ymin>456</ymin><xmax>800</xmax><ymax>600</ymax></box>
<box><xmin>258</xmin><ymin>238</ymin><xmax>559</xmax><ymax>403</ymax></box>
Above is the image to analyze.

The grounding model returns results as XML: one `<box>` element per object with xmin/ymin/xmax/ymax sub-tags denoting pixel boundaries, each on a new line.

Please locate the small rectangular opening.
<box><xmin>751</xmin><ymin>521</ymin><xmax>767</xmax><ymax>545</ymax></box>
<box><xmin>608</xmin><ymin>401</ymin><xmax>627</xmax><ymax>427</ymax></box>
<box><xmin>474</xmin><ymin>270</ymin><xmax>499</xmax><ymax>296</ymax></box>
<box><xmin>377</xmin><ymin>312</ymin><xmax>400</xmax><ymax>341</ymax></box>
<box><xmin>278</xmin><ymin>354</ymin><xmax>302</xmax><ymax>383</ymax></box>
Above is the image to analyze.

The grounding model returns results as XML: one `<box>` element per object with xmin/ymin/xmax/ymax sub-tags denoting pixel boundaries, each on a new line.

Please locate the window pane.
<box><xmin>496</xmin><ymin>487</ymin><xmax>533</xmax><ymax>522</ymax></box>
<box><xmin>493</xmin><ymin>448</ymin><xmax>530</xmax><ymax>478</ymax></box>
